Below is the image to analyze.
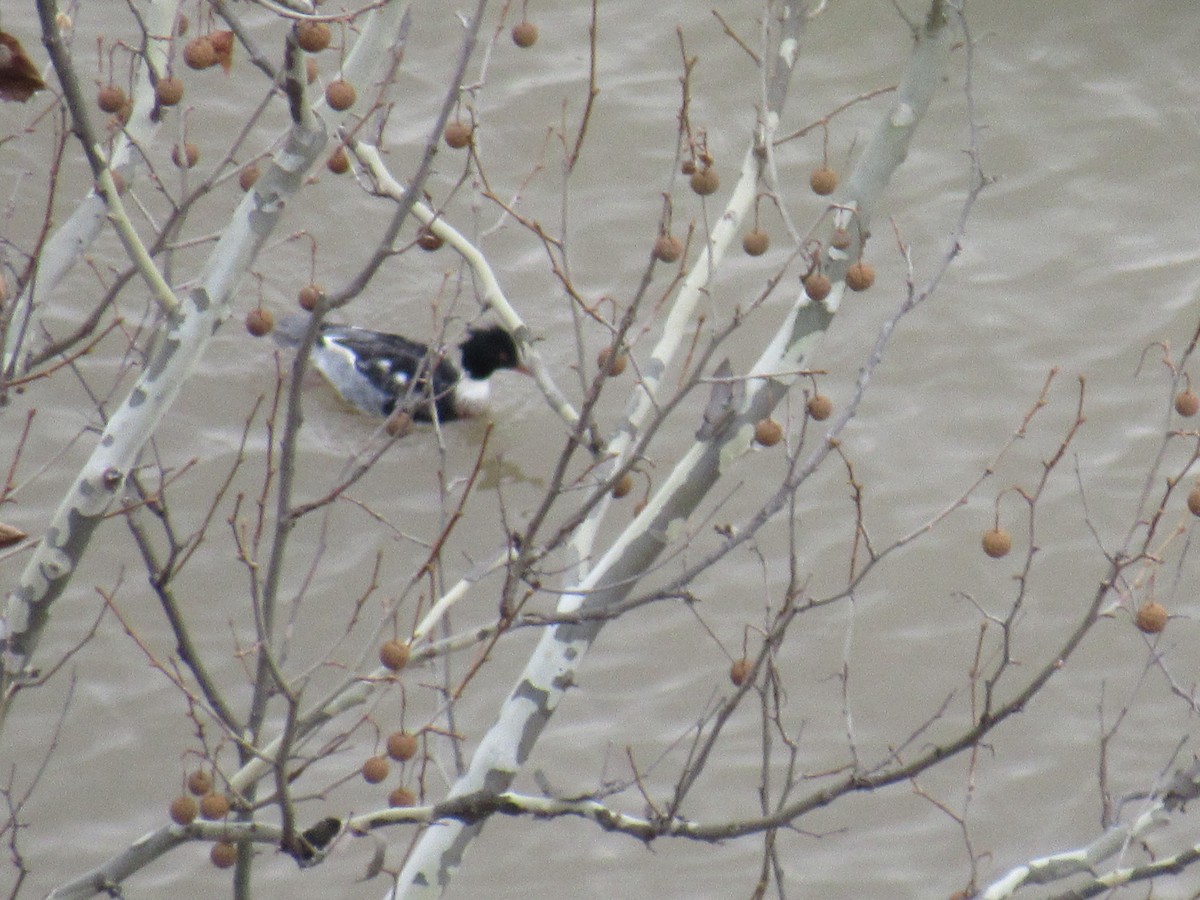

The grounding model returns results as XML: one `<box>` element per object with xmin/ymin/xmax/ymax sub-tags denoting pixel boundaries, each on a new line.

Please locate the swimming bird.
<box><xmin>274</xmin><ymin>316</ymin><xmax>527</xmax><ymax>421</ymax></box>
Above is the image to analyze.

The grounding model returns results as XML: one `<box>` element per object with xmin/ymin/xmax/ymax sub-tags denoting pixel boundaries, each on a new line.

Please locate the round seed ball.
<box><xmin>845</xmin><ymin>262</ymin><xmax>876</xmax><ymax>292</ymax></box>
<box><xmin>386</xmin><ymin>731</ymin><xmax>419</xmax><ymax>762</ymax></box>
<box><xmin>199</xmin><ymin>793</ymin><xmax>230</xmax><ymax>819</ymax></box>
<box><xmin>803</xmin><ymin>272</ymin><xmax>832</xmax><ymax>302</ymax></box>
<box><xmin>597</xmin><ymin>346</ymin><xmax>627</xmax><ymax>376</ymax></box>
<box><xmin>186</xmin><ymin>770</ymin><xmax>212</xmax><ymax>796</ymax></box>
<box><xmin>981</xmin><ymin>528</ymin><xmax>1012</xmax><ymax>559</ymax></box>
<box><xmin>155</xmin><ymin>76</ymin><xmax>184</xmax><ymax>107</ymax></box>
<box><xmin>238</xmin><ymin>163</ymin><xmax>260</xmax><ymax>191</ymax></box>
<box><xmin>245</xmin><ymin>308</ymin><xmax>274</xmax><ymax>337</ymax></box>
<box><xmin>379</xmin><ymin>639</ymin><xmax>410</xmax><ymax>671</ymax></box>
<box><xmin>210</xmin><ymin>841</ymin><xmax>237</xmax><ymax>869</ymax></box>
<box><xmin>1134</xmin><ymin>601</ymin><xmax>1168</xmax><ymax>634</ymax></box>
<box><xmin>680</xmin><ymin>159</ymin><xmax>696</xmax><ymax>176</ymax></box>
<box><xmin>612</xmin><ymin>473</ymin><xmax>634</xmax><ymax>499</ymax></box>
<box><xmin>183</xmin><ymin>36</ymin><xmax>217</xmax><ymax>70</ymax></box>
<box><xmin>689</xmin><ymin>166</ymin><xmax>719</xmax><ymax>196</ymax></box>
<box><xmin>809</xmin><ymin>166</ymin><xmax>838</xmax><ymax>196</ymax></box>
<box><xmin>97</xmin><ymin>84</ymin><xmax>126</xmax><ymax>113</ymax></box>
<box><xmin>325</xmin><ymin>79</ymin><xmax>356</xmax><ymax>111</ymax></box>
<box><xmin>1188</xmin><ymin>486</ymin><xmax>1200</xmax><ymax>517</ymax></box>
<box><xmin>729</xmin><ymin>658</ymin><xmax>751</xmax><ymax>687</ymax></box>
<box><xmin>511</xmin><ymin>20</ymin><xmax>538</xmax><ymax>48</ymax></box>
<box><xmin>653</xmin><ymin>234</ymin><xmax>682</xmax><ymax>263</ymax></box>
<box><xmin>806</xmin><ymin>394</ymin><xmax>833</xmax><ymax>421</ymax></box>
<box><xmin>169</xmin><ymin>795</ymin><xmax>198</xmax><ymax>825</ymax></box>
<box><xmin>171</xmin><ymin>142</ymin><xmax>200</xmax><ymax>169</ymax></box>
<box><xmin>296</xmin><ymin>21</ymin><xmax>332</xmax><ymax>53</ymax></box>
<box><xmin>297</xmin><ymin>283</ymin><xmax>323</xmax><ymax>311</ymax></box>
<box><xmin>362</xmin><ymin>756</ymin><xmax>389</xmax><ymax>784</ymax></box>
<box><xmin>326</xmin><ymin>146</ymin><xmax>350</xmax><ymax>174</ymax></box>
<box><xmin>754</xmin><ymin>418</ymin><xmax>782</xmax><ymax>447</ymax></box>
<box><xmin>385</xmin><ymin>410</ymin><xmax>413</xmax><ymax>438</ymax></box>
<box><xmin>1175</xmin><ymin>390</ymin><xmax>1199</xmax><ymax>417</ymax></box>
<box><xmin>742</xmin><ymin>229</ymin><xmax>770</xmax><ymax>257</ymax></box>
<box><xmin>388</xmin><ymin>786</ymin><xmax>417</xmax><ymax>808</ymax></box>
<box><xmin>417</xmin><ymin>229</ymin><xmax>443</xmax><ymax>251</ymax></box>
<box><xmin>830</xmin><ymin>227</ymin><xmax>852</xmax><ymax>250</ymax></box>
<box><xmin>444</xmin><ymin>121</ymin><xmax>473</xmax><ymax>149</ymax></box>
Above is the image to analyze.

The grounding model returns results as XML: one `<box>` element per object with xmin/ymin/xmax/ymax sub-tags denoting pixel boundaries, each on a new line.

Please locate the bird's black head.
<box><xmin>459</xmin><ymin>325</ymin><xmax>522</xmax><ymax>380</ymax></box>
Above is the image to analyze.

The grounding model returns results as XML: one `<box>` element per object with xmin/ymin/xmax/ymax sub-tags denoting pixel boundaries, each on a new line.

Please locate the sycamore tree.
<box><xmin>2</xmin><ymin>0</ymin><xmax>1200</xmax><ymax>897</ymax></box>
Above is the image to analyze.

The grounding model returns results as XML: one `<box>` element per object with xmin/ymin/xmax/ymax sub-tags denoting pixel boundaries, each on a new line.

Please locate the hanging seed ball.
<box><xmin>729</xmin><ymin>657</ymin><xmax>751</xmax><ymax>687</ymax></box>
<box><xmin>386</xmin><ymin>731</ymin><xmax>419</xmax><ymax>762</ymax></box>
<box><xmin>210</xmin><ymin>841</ymin><xmax>237</xmax><ymax>869</ymax></box>
<box><xmin>169</xmin><ymin>795</ymin><xmax>198</xmax><ymax>826</ymax></box>
<box><xmin>199</xmin><ymin>793</ymin><xmax>231</xmax><ymax>820</ymax></box>
<box><xmin>385</xmin><ymin>410</ymin><xmax>413</xmax><ymax>438</ymax></box>
<box><xmin>245</xmin><ymin>307</ymin><xmax>274</xmax><ymax>337</ymax></box>
<box><xmin>597</xmin><ymin>346</ymin><xmax>628</xmax><ymax>376</ymax></box>
<box><xmin>742</xmin><ymin>229</ymin><xmax>770</xmax><ymax>257</ymax></box>
<box><xmin>512</xmin><ymin>20</ymin><xmax>539</xmax><ymax>48</ymax></box>
<box><xmin>115</xmin><ymin>100</ymin><xmax>133</xmax><ymax>126</ymax></box>
<box><xmin>754</xmin><ymin>418</ymin><xmax>783</xmax><ymax>447</ymax></box>
<box><xmin>362</xmin><ymin>756</ymin><xmax>390</xmax><ymax>784</ymax></box>
<box><xmin>653</xmin><ymin>234</ymin><xmax>682</xmax><ymax>263</ymax></box>
<box><xmin>803</xmin><ymin>272</ymin><xmax>832</xmax><ymax>302</ymax></box>
<box><xmin>830</xmin><ymin>227</ymin><xmax>852</xmax><ymax>250</ymax></box>
<box><xmin>1174</xmin><ymin>390</ymin><xmax>1199</xmax><ymax>417</ymax></box>
<box><xmin>297</xmin><ymin>283</ymin><xmax>323</xmax><ymax>311</ymax></box>
<box><xmin>1188</xmin><ymin>486</ymin><xmax>1200</xmax><ymax>517</ymax></box>
<box><xmin>612</xmin><ymin>473</ymin><xmax>634</xmax><ymax>499</ymax></box>
<box><xmin>680</xmin><ymin>159</ymin><xmax>696</xmax><ymax>176</ymax></box>
<box><xmin>417</xmin><ymin>229</ymin><xmax>444</xmax><ymax>251</ymax></box>
<box><xmin>183</xmin><ymin>36</ymin><xmax>217</xmax><ymax>70</ymax></box>
<box><xmin>981</xmin><ymin>528</ymin><xmax>1012</xmax><ymax>559</ymax></box>
<box><xmin>444</xmin><ymin>120</ymin><xmax>473</xmax><ymax>149</ymax></box>
<box><xmin>325</xmin><ymin>79</ymin><xmax>356</xmax><ymax>111</ymax></box>
<box><xmin>388</xmin><ymin>786</ymin><xmax>417</xmax><ymax>808</ymax></box>
<box><xmin>327</xmin><ymin>146</ymin><xmax>350</xmax><ymax>174</ymax></box>
<box><xmin>806</xmin><ymin>394</ymin><xmax>833</xmax><ymax>421</ymax></box>
<box><xmin>238</xmin><ymin>163</ymin><xmax>260</xmax><ymax>191</ymax></box>
<box><xmin>296</xmin><ymin>21</ymin><xmax>332</xmax><ymax>53</ymax></box>
<box><xmin>1134</xmin><ymin>601</ymin><xmax>1168</xmax><ymax>635</ymax></box>
<box><xmin>845</xmin><ymin>261</ymin><xmax>876</xmax><ymax>292</ymax></box>
<box><xmin>809</xmin><ymin>166</ymin><xmax>838</xmax><ymax>196</ymax></box>
<box><xmin>689</xmin><ymin>166</ymin><xmax>720</xmax><ymax>196</ymax></box>
<box><xmin>171</xmin><ymin>142</ymin><xmax>200</xmax><ymax>169</ymax></box>
<box><xmin>176</xmin><ymin>14</ymin><xmax>189</xmax><ymax>35</ymax></box>
<box><xmin>155</xmin><ymin>76</ymin><xmax>184</xmax><ymax>107</ymax></box>
<box><xmin>186</xmin><ymin>770</ymin><xmax>213</xmax><ymax>797</ymax></box>
<box><xmin>379</xmin><ymin>639</ymin><xmax>410</xmax><ymax>671</ymax></box>
<box><xmin>305</xmin><ymin>58</ymin><xmax>319</xmax><ymax>84</ymax></box>
<box><xmin>97</xmin><ymin>84</ymin><xmax>126</xmax><ymax>113</ymax></box>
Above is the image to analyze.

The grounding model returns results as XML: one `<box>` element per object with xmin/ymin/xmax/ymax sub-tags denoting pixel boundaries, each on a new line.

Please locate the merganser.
<box><xmin>274</xmin><ymin>316</ymin><xmax>526</xmax><ymax>421</ymax></box>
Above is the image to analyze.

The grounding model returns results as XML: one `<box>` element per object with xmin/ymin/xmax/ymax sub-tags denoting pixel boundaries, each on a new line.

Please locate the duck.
<box><xmin>274</xmin><ymin>316</ymin><xmax>527</xmax><ymax>421</ymax></box>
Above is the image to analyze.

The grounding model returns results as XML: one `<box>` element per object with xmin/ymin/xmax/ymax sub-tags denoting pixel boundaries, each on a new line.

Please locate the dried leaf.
<box><xmin>0</xmin><ymin>31</ymin><xmax>46</xmax><ymax>102</ymax></box>
<box><xmin>209</xmin><ymin>30</ymin><xmax>234</xmax><ymax>73</ymax></box>
<box><xmin>0</xmin><ymin>522</ymin><xmax>27</xmax><ymax>548</ymax></box>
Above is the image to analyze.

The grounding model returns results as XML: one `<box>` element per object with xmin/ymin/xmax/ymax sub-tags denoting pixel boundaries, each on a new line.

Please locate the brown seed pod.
<box><xmin>388</xmin><ymin>786</ymin><xmax>417</xmax><ymax>808</ymax></box>
<box><xmin>97</xmin><ymin>84</ymin><xmax>126</xmax><ymax>113</ymax></box>
<box><xmin>186</xmin><ymin>770</ymin><xmax>213</xmax><ymax>797</ymax></box>
<box><xmin>1174</xmin><ymin>390</ymin><xmax>1199</xmax><ymax>417</ymax></box>
<box><xmin>326</xmin><ymin>146</ymin><xmax>350</xmax><ymax>174</ymax></box>
<box><xmin>155</xmin><ymin>76</ymin><xmax>184</xmax><ymax>107</ymax></box>
<box><xmin>210</xmin><ymin>841</ymin><xmax>237</xmax><ymax>869</ymax></box>
<box><xmin>305</xmin><ymin>58</ymin><xmax>319</xmax><ymax>84</ymax></box>
<box><xmin>417</xmin><ymin>229</ymin><xmax>444</xmax><ymax>251</ymax></box>
<box><xmin>238</xmin><ymin>163</ymin><xmax>260</xmax><ymax>191</ymax></box>
<box><xmin>680</xmin><ymin>159</ymin><xmax>696</xmax><ymax>176</ymax></box>
<box><xmin>597</xmin><ymin>346</ymin><xmax>628</xmax><ymax>376</ymax></box>
<box><xmin>653</xmin><ymin>234</ymin><xmax>682</xmax><ymax>263</ymax></box>
<box><xmin>169</xmin><ymin>795</ymin><xmax>198</xmax><ymax>826</ymax></box>
<box><xmin>1188</xmin><ymin>486</ymin><xmax>1200</xmax><ymax>517</ymax></box>
<box><xmin>325</xmin><ymin>79</ymin><xmax>356</xmax><ymax>111</ymax></box>
<box><xmin>845</xmin><ymin>262</ymin><xmax>876</xmax><ymax>292</ymax></box>
<box><xmin>385</xmin><ymin>410</ymin><xmax>413</xmax><ymax>438</ymax></box>
<box><xmin>511</xmin><ymin>20</ymin><xmax>539</xmax><ymax>48</ymax></box>
<box><xmin>298</xmin><ymin>283</ymin><xmax>323</xmax><ymax>311</ymax></box>
<box><xmin>981</xmin><ymin>528</ymin><xmax>1012</xmax><ymax>559</ymax></box>
<box><xmin>183</xmin><ymin>36</ymin><xmax>217</xmax><ymax>70</ymax></box>
<box><xmin>245</xmin><ymin>307</ymin><xmax>274</xmax><ymax>337</ymax></box>
<box><xmin>803</xmin><ymin>272</ymin><xmax>832</xmax><ymax>302</ymax></box>
<box><xmin>176</xmin><ymin>14</ymin><xmax>189</xmax><ymax>36</ymax></box>
<box><xmin>754</xmin><ymin>418</ymin><xmax>783</xmax><ymax>447</ymax></box>
<box><xmin>809</xmin><ymin>166</ymin><xmax>838</xmax><ymax>196</ymax></box>
<box><xmin>444</xmin><ymin>120</ymin><xmax>473</xmax><ymax>149</ymax></box>
<box><xmin>729</xmin><ymin>658</ymin><xmax>751</xmax><ymax>687</ymax></box>
<box><xmin>806</xmin><ymin>394</ymin><xmax>833</xmax><ymax>422</ymax></box>
<box><xmin>199</xmin><ymin>793</ymin><xmax>230</xmax><ymax>820</ymax></box>
<box><xmin>361</xmin><ymin>756</ymin><xmax>389</xmax><ymax>784</ymax></box>
<box><xmin>1134</xmin><ymin>601</ymin><xmax>1168</xmax><ymax>634</ymax></box>
<box><xmin>379</xmin><ymin>639</ymin><xmax>410</xmax><ymax>671</ymax></box>
<box><xmin>296</xmin><ymin>21</ymin><xmax>332</xmax><ymax>53</ymax></box>
<box><xmin>689</xmin><ymin>166</ymin><xmax>720</xmax><ymax>196</ymax></box>
<box><xmin>830</xmin><ymin>227</ymin><xmax>852</xmax><ymax>250</ymax></box>
<box><xmin>171</xmin><ymin>142</ymin><xmax>200</xmax><ymax>169</ymax></box>
<box><xmin>742</xmin><ymin>229</ymin><xmax>770</xmax><ymax>257</ymax></box>
<box><xmin>386</xmin><ymin>731</ymin><xmax>419</xmax><ymax>762</ymax></box>
<box><xmin>612</xmin><ymin>473</ymin><xmax>634</xmax><ymax>499</ymax></box>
